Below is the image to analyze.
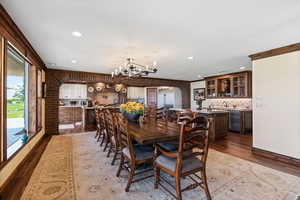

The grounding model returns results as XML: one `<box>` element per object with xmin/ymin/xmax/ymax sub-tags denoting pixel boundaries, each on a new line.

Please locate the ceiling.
<box><xmin>1</xmin><ymin>0</ymin><xmax>300</xmax><ymax>80</ymax></box>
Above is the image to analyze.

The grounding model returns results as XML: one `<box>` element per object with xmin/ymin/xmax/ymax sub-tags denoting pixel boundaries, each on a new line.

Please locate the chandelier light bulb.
<box><xmin>111</xmin><ymin>57</ymin><xmax>158</xmax><ymax>79</ymax></box>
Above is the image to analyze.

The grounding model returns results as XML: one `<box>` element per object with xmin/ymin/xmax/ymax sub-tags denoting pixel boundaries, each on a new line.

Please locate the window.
<box><xmin>0</xmin><ymin>35</ymin><xmax>44</xmax><ymax>163</ymax></box>
<box><xmin>5</xmin><ymin>45</ymin><xmax>29</xmax><ymax>158</ymax></box>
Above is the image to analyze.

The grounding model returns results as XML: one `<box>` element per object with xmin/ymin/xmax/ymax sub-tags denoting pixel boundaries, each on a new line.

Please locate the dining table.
<box><xmin>127</xmin><ymin>119</ymin><xmax>181</xmax><ymax>145</ymax></box>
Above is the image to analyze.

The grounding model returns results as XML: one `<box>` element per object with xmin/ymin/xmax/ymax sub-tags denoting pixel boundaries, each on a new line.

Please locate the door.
<box><xmin>147</xmin><ymin>88</ymin><xmax>157</xmax><ymax>107</ymax></box>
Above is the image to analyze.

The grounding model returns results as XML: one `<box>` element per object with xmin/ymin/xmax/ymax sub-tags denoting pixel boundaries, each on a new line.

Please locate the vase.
<box><xmin>123</xmin><ymin>112</ymin><xmax>140</xmax><ymax>122</ymax></box>
<box><xmin>21</xmin><ymin>134</ymin><xmax>28</xmax><ymax>143</ymax></box>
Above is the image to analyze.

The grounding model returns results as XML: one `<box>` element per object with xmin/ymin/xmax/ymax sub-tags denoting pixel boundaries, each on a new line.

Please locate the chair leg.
<box><xmin>95</xmin><ymin>129</ymin><xmax>99</xmax><ymax>138</ymax></box>
<box><xmin>111</xmin><ymin>148</ymin><xmax>119</xmax><ymax>165</ymax></box>
<box><xmin>154</xmin><ymin>165</ymin><xmax>160</xmax><ymax>189</ymax></box>
<box><xmin>175</xmin><ymin>176</ymin><xmax>182</xmax><ymax>200</ymax></box>
<box><xmin>107</xmin><ymin>142</ymin><xmax>113</xmax><ymax>158</ymax></box>
<box><xmin>103</xmin><ymin>136</ymin><xmax>110</xmax><ymax>152</ymax></box>
<box><xmin>96</xmin><ymin>130</ymin><xmax>102</xmax><ymax>142</ymax></box>
<box><xmin>201</xmin><ymin>170</ymin><xmax>211</xmax><ymax>200</ymax></box>
<box><xmin>116</xmin><ymin>153</ymin><xmax>124</xmax><ymax>177</ymax></box>
<box><xmin>100</xmin><ymin>131</ymin><xmax>105</xmax><ymax>147</ymax></box>
<box><xmin>125</xmin><ymin>163</ymin><xmax>136</xmax><ymax>192</ymax></box>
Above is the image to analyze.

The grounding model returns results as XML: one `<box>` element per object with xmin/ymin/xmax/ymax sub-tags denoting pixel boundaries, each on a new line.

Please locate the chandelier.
<box><xmin>111</xmin><ymin>58</ymin><xmax>158</xmax><ymax>78</ymax></box>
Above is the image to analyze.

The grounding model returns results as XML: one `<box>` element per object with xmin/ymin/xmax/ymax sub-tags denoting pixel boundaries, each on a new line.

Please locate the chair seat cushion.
<box><xmin>122</xmin><ymin>145</ymin><xmax>154</xmax><ymax>161</ymax></box>
<box><xmin>155</xmin><ymin>155</ymin><xmax>203</xmax><ymax>173</ymax></box>
<box><xmin>157</xmin><ymin>141</ymin><xmax>178</xmax><ymax>152</ymax></box>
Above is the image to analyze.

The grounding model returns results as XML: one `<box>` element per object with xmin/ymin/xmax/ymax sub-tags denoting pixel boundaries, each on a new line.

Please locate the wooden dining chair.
<box><xmin>176</xmin><ymin>110</ymin><xmax>195</xmax><ymax>124</ymax></box>
<box><xmin>156</xmin><ymin>110</ymin><xmax>195</xmax><ymax>153</ymax></box>
<box><xmin>105</xmin><ymin>110</ymin><xmax>121</xmax><ymax>165</ymax></box>
<box><xmin>100</xmin><ymin>108</ymin><xmax>111</xmax><ymax>152</ymax></box>
<box><xmin>116</xmin><ymin>114</ymin><xmax>154</xmax><ymax>192</ymax></box>
<box><xmin>154</xmin><ymin>116</ymin><xmax>212</xmax><ymax>200</ymax></box>
<box><xmin>156</xmin><ymin>107</ymin><xmax>167</xmax><ymax>120</ymax></box>
<box><xmin>94</xmin><ymin>107</ymin><xmax>101</xmax><ymax>139</ymax></box>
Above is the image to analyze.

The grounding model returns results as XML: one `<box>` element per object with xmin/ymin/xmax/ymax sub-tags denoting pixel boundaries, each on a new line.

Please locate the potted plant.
<box><xmin>120</xmin><ymin>102</ymin><xmax>144</xmax><ymax>122</ymax></box>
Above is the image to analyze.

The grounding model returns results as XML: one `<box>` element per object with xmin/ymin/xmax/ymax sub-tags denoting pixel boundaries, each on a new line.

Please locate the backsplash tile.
<box><xmin>202</xmin><ymin>98</ymin><xmax>252</xmax><ymax>109</ymax></box>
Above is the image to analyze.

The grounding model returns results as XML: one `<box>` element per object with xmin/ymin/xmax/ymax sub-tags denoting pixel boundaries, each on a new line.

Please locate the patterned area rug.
<box><xmin>21</xmin><ymin>132</ymin><xmax>300</xmax><ymax>200</ymax></box>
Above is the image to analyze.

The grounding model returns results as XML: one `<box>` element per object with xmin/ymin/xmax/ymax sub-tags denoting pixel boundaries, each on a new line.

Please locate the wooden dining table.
<box><xmin>127</xmin><ymin>120</ymin><xmax>181</xmax><ymax>145</ymax></box>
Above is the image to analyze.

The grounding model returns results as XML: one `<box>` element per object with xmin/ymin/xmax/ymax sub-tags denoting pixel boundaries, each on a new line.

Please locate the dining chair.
<box><xmin>154</xmin><ymin>116</ymin><xmax>212</xmax><ymax>200</ymax></box>
<box><xmin>94</xmin><ymin>107</ymin><xmax>101</xmax><ymax>139</ymax></box>
<box><xmin>116</xmin><ymin>113</ymin><xmax>154</xmax><ymax>192</ymax></box>
<box><xmin>156</xmin><ymin>107</ymin><xmax>167</xmax><ymax>120</ymax></box>
<box><xmin>100</xmin><ymin>108</ymin><xmax>111</xmax><ymax>152</ymax></box>
<box><xmin>157</xmin><ymin>110</ymin><xmax>195</xmax><ymax>153</ymax></box>
<box><xmin>176</xmin><ymin>110</ymin><xmax>195</xmax><ymax>124</ymax></box>
<box><xmin>105</xmin><ymin>110</ymin><xmax>121</xmax><ymax>165</ymax></box>
<box><xmin>95</xmin><ymin>107</ymin><xmax>106</xmax><ymax>142</ymax></box>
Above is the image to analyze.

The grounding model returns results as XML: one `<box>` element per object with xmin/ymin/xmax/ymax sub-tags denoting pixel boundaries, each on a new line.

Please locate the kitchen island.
<box><xmin>170</xmin><ymin>108</ymin><xmax>229</xmax><ymax>141</ymax></box>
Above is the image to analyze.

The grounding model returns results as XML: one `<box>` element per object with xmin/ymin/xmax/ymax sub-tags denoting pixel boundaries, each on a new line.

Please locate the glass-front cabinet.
<box><xmin>205</xmin><ymin>71</ymin><xmax>251</xmax><ymax>99</ymax></box>
<box><xmin>206</xmin><ymin>79</ymin><xmax>217</xmax><ymax>98</ymax></box>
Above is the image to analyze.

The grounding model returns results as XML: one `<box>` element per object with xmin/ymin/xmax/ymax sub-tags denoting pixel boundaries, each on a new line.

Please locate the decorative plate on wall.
<box><xmin>115</xmin><ymin>84</ymin><xmax>122</xmax><ymax>92</ymax></box>
<box><xmin>88</xmin><ymin>86</ymin><xmax>94</xmax><ymax>93</ymax></box>
<box><xmin>121</xmin><ymin>88</ymin><xmax>127</xmax><ymax>93</ymax></box>
<box><xmin>106</xmin><ymin>83</ymin><xmax>112</xmax><ymax>88</ymax></box>
<box><xmin>96</xmin><ymin>86</ymin><xmax>103</xmax><ymax>92</ymax></box>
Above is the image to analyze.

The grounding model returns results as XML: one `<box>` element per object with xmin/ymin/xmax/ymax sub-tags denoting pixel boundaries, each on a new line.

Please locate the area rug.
<box><xmin>21</xmin><ymin>132</ymin><xmax>300</xmax><ymax>200</ymax></box>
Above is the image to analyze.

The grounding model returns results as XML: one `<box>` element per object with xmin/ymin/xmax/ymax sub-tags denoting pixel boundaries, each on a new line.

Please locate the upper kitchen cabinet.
<box><xmin>127</xmin><ymin>87</ymin><xmax>145</xmax><ymax>99</ymax></box>
<box><xmin>205</xmin><ymin>71</ymin><xmax>252</xmax><ymax>99</ymax></box>
<box><xmin>206</xmin><ymin>79</ymin><xmax>217</xmax><ymax>98</ymax></box>
<box><xmin>59</xmin><ymin>84</ymin><xmax>87</xmax><ymax>99</ymax></box>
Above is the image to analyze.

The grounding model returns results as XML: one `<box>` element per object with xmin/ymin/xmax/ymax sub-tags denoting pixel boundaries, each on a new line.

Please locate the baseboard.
<box><xmin>252</xmin><ymin>147</ymin><xmax>300</xmax><ymax>167</ymax></box>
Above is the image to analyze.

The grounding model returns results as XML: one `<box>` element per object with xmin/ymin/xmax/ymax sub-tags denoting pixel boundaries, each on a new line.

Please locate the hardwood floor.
<box><xmin>1</xmin><ymin>132</ymin><xmax>300</xmax><ymax>200</ymax></box>
<box><xmin>0</xmin><ymin>135</ymin><xmax>51</xmax><ymax>200</ymax></box>
<box><xmin>211</xmin><ymin>132</ymin><xmax>300</xmax><ymax>177</ymax></box>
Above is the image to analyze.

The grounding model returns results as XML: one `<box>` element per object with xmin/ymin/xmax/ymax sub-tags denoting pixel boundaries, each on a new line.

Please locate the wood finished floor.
<box><xmin>1</xmin><ymin>132</ymin><xmax>300</xmax><ymax>200</ymax></box>
<box><xmin>211</xmin><ymin>132</ymin><xmax>300</xmax><ymax>177</ymax></box>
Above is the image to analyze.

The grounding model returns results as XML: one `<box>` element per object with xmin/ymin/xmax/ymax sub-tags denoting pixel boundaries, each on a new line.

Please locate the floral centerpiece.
<box><xmin>120</xmin><ymin>102</ymin><xmax>144</xmax><ymax>122</ymax></box>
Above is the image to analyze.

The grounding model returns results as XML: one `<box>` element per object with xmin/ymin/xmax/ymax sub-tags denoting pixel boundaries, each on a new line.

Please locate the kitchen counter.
<box><xmin>59</xmin><ymin>105</ymin><xmax>83</xmax><ymax>108</ymax></box>
<box><xmin>195</xmin><ymin>109</ymin><xmax>229</xmax><ymax>114</ymax></box>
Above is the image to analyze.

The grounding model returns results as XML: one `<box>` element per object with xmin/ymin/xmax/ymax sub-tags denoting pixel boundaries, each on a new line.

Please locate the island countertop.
<box><xmin>169</xmin><ymin>108</ymin><xmax>229</xmax><ymax>114</ymax></box>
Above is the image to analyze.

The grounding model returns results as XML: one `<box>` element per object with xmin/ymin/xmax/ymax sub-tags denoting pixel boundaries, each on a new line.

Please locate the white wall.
<box><xmin>253</xmin><ymin>51</ymin><xmax>300</xmax><ymax>159</ymax></box>
<box><xmin>190</xmin><ymin>81</ymin><xmax>205</xmax><ymax>110</ymax></box>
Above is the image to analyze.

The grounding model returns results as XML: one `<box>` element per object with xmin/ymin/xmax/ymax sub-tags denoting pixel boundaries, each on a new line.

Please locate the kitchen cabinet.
<box><xmin>59</xmin><ymin>106</ymin><xmax>83</xmax><ymax>124</ymax></box>
<box><xmin>229</xmin><ymin>110</ymin><xmax>252</xmax><ymax>134</ymax></box>
<box><xmin>127</xmin><ymin>87</ymin><xmax>145</xmax><ymax>99</ymax></box>
<box><xmin>205</xmin><ymin>71</ymin><xmax>251</xmax><ymax>99</ymax></box>
<box><xmin>59</xmin><ymin>84</ymin><xmax>87</xmax><ymax>99</ymax></box>
<box><xmin>206</xmin><ymin>79</ymin><xmax>217</xmax><ymax>98</ymax></box>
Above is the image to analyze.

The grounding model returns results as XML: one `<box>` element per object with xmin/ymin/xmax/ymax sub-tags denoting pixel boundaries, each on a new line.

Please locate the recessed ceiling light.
<box><xmin>187</xmin><ymin>56</ymin><xmax>194</xmax><ymax>60</ymax></box>
<box><xmin>240</xmin><ymin>66</ymin><xmax>246</xmax><ymax>70</ymax></box>
<box><xmin>71</xmin><ymin>60</ymin><xmax>77</xmax><ymax>64</ymax></box>
<box><xmin>72</xmin><ymin>31</ymin><xmax>82</xmax><ymax>37</ymax></box>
